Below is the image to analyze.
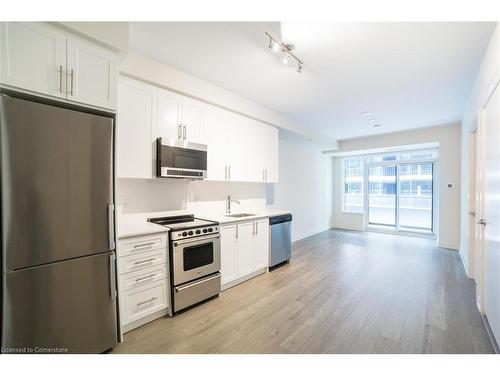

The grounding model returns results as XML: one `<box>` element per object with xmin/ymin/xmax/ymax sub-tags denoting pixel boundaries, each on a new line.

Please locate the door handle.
<box><xmin>68</xmin><ymin>69</ymin><xmax>74</xmax><ymax>96</ymax></box>
<box><xmin>108</xmin><ymin>204</ymin><xmax>115</xmax><ymax>250</ymax></box>
<box><xmin>469</xmin><ymin>211</ymin><xmax>476</xmax><ymax>216</ymax></box>
<box><xmin>58</xmin><ymin>65</ymin><xmax>63</xmax><ymax>93</ymax></box>
<box><xmin>183</xmin><ymin>124</ymin><xmax>187</xmax><ymax>140</ymax></box>
<box><xmin>478</xmin><ymin>219</ymin><xmax>487</xmax><ymax>227</ymax></box>
<box><xmin>109</xmin><ymin>252</ymin><xmax>117</xmax><ymax>301</ymax></box>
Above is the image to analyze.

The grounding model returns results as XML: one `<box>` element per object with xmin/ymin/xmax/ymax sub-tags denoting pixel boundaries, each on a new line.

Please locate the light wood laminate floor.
<box><xmin>113</xmin><ymin>229</ymin><xmax>494</xmax><ymax>354</ymax></box>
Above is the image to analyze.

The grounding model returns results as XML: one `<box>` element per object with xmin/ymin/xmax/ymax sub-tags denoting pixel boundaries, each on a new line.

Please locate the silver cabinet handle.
<box><xmin>224</xmin><ymin>165</ymin><xmax>227</xmax><ymax>180</ymax></box>
<box><xmin>108</xmin><ymin>204</ymin><xmax>115</xmax><ymax>250</ymax></box>
<box><xmin>68</xmin><ymin>69</ymin><xmax>74</xmax><ymax>96</ymax></box>
<box><xmin>177</xmin><ymin>124</ymin><xmax>182</xmax><ymax>140</ymax></box>
<box><xmin>228</xmin><ymin>165</ymin><xmax>231</xmax><ymax>180</ymax></box>
<box><xmin>255</xmin><ymin>221</ymin><xmax>258</xmax><ymax>235</ymax></box>
<box><xmin>265</xmin><ymin>170</ymin><xmax>268</xmax><ymax>181</ymax></box>
<box><xmin>109</xmin><ymin>252</ymin><xmax>117</xmax><ymax>301</ymax></box>
<box><xmin>134</xmin><ymin>258</ymin><xmax>155</xmax><ymax>265</ymax></box>
<box><xmin>236</xmin><ymin>224</ymin><xmax>238</xmax><ymax>239</ymax></box>
<box><xmin>136</xmin><ymin>296</ymin><xmax>158</xmax><ymax>307</ymax></box>
<box><xmin>253</xmin><ymin>221</ymin><xmax>256</xmax><ymax>235</ymax></box>
<box><xmin>183</xmin><ymin>124</ymin><xmax>187</xmax><ymax>140</ymax></box>
<box><xmin>58</xmin><ymin>65</ymin><xmax>63</xmax><ymax>93</ymax></box>
<box><xmin>133</xmin><ymin>242</ymin><xmax>155</xmax><ymax>249</ymax></box>
<box><xmin>135</xmin><ymin>274</ymin><xmax>156</xmax><ymax>283</ymax></box>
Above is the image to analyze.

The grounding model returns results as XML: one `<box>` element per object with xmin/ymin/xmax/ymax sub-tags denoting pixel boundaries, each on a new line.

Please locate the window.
<box><xmin>343</xmin><ymin>157</ymin><xmax>363</xmax><ymax>213</ymax></box>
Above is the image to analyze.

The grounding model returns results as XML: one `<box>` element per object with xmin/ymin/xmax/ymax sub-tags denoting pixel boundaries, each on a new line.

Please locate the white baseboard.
<box><xmin>330</xmin><ymin>224</ymin><xmax>362</xmax><ymax>232</ymax></box>
<box><xmin>292</xmin><ymin>226</ymin><xmax>331</xmax><ymax>242</ymax></box>
<box><xmin>458</xmin><ymin>247</ymin><xmax>473</xmax><ymax>278</ymax></box>
<box><xmin>437</xmin><ymin>241</ymin><xmax>459</xmax><ymax>250</ymax></box>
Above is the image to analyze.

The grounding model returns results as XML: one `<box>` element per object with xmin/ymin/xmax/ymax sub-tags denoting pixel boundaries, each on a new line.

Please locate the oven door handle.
<box><xmin>173</xmin><ymin>233</ymin><xmax>220</xmax><ymax>246</ymax></box>
<box><xmin>174</xmin><ymin>273</ymin><xmax>221</xmax><ymax>292</ymax></box>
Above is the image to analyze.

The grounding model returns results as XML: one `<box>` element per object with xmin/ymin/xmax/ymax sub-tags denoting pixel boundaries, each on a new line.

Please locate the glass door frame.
<box><xmin>363</xmin><ymin>157</ymin><xmax>436</xmax><ymax>235</ymax></box>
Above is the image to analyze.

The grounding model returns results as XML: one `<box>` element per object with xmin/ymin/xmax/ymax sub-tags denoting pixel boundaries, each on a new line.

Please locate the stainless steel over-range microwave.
<box><xmin>156</xmin><ymin>137</ymin><xmax>208</xmax><ymax>179</ymax></box>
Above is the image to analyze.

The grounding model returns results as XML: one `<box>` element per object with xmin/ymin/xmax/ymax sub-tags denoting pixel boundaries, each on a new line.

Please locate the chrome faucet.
<box><xmin>226</xmin><ymin>195</ymin><xmax>240</xmax><ymax>214</ymax></box>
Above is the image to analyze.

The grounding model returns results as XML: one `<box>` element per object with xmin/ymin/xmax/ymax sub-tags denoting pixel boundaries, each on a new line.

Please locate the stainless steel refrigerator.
<box><xmin>0</xmin><ymin>92</ymin><xmax>117</xmax><ymax>353</ymax></box>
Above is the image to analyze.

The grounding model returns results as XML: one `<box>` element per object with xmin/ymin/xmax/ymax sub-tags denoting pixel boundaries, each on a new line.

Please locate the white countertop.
<box><xmin>117</xmin><ymin>208</ymin><xmax>292</xmax><ymax>239</ymax></box>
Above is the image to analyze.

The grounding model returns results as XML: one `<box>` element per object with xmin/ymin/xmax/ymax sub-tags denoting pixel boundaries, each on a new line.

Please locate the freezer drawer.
<box><xmin>2</xmin><ymin>252</ymin><xmax>117</xmax><ymax>353</ymax></box>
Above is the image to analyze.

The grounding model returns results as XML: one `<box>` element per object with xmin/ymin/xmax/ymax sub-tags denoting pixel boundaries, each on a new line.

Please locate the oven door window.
<box><xmin>183</xmin><ymin>242</ymin><xmax>214</xmax><ymax>271</ymax></box>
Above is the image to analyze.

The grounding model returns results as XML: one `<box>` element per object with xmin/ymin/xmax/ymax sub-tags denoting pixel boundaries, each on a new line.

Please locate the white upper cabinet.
<box><xmin>261</xmin><ymin>125</ymin><xmax>279</xmax><ymax>182</ymax></box>
<box><xmin>0</xmin><ymin>22</ymin><xmax>66</xmax><ymax>99</ymax></box>
<box><xmin>116</xmin><ymin>76</ymin><xmax>280</xmax><ymax>182</ymax></box>
<box><xmin>180</xmin><ymin>98</ymin><xmax>205</xmax><ymax>143</ymax></box>
<box><xmin>0</xmin><ymin>22</ymin><xmax>118</xmax><ymax>110</ymax></box>
<box><xmin>204</xmin><ymin>104</ymin><xmax>228</xmax><ymax>181</ymax></box>
<box><xmin>157</xmin><ymin>88</ymin><xmax>181</xmax><ymax>140</ymax></box>
<box><xmin>117</xmin><ymin>77</ymin><xmax>157</xmax><ymax>179</ymax></box>
<box><xmin>66</xmin><ymin>36</ymin><xmax>118</xmax><ymax>110</ymax></box>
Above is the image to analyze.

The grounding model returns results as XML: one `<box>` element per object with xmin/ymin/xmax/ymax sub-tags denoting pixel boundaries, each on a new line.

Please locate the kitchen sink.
<box><xmin>225</xmin><ymin>213</ymin><xmax>256</xmax><ymax>218</ymax></box>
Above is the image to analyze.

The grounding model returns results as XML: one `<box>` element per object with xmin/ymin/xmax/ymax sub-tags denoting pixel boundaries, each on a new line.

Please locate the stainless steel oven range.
<box><xmin>148</xmin><ymin>215</ymin><xmax>220</xmax><ymax>313</ymax></box>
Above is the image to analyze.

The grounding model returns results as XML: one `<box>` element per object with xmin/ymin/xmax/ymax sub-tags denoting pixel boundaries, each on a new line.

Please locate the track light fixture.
<box><xmin>266</xmin><ymin>32</ymin><xmax>304</xmax><ymax>73</ymax></box>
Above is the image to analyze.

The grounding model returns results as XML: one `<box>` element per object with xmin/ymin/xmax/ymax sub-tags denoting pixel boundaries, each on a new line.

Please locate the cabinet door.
<box><xmin>237</xmin><ymin>221</ymin><xmax>256</xmax><ymax>277</ymax></box>
<box><xmin>117</xmin><ymin>77</ymin><xmax>157</xmax><ymax>178</ymax></box>
<box><xmin>180</xmin><ymin>97</ymin><xmax>205</xmax><ymax>143</ymax></box>
<box><xmin>220</xmin><ymin>225</ymin><xmax>238</xmax><ymax>285</ymax></box>
<box><xmin>227</xmin><ymin>113</ymin><xmax>261</xmax><ymax>182</ymax></box>
<box><xmin>0</xmin><ymin>22</ymin><xmax>66</xmax><ymax>99</ymax></box>
<box><xmin>254</xmin><ymin>219</ymin><xmax>270</xmax><ymax>270</ymax></box>
<box><xmin>205</xmin><ymin>105</ymin><xmax>228</xmax><ymax>181</ymax></box>
<box><xmin>261</xmin><ymin>125</ymin><xmax>279</xmax><ymax>183</ymax></box>
<box><xmin>66</xmin><ymin>36</ymin><xmax>118</xmax><ymax>110</ymax></box>
<box><xmin>157</xmin><ymin>88</ymin><xmax>181</xmax><ymax>141</ymax></box>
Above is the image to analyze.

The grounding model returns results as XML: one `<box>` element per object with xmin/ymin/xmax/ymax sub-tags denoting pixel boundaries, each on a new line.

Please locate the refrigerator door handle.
<box><xmin>110</xmin><ymin>252</ymin><xmax>117</xmax><ymax>301</ymax></box>
<box><xmin>108</xmin><ymin>204</ymin><xmax>116</xmax><ymax>250</ymax></box>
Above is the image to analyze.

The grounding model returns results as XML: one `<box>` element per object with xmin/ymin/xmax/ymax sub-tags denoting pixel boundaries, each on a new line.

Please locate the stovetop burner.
<box><xmin>148</xmin><ymin>214</ymin><xmax>219</xmax><ymax>234</ymax></box>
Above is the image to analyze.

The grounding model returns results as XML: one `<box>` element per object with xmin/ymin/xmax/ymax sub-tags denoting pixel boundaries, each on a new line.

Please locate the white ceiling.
<box><xmin>129</xmin><ymin>22</ymin><xmax>495</xmax><ymax>141</ymax></box>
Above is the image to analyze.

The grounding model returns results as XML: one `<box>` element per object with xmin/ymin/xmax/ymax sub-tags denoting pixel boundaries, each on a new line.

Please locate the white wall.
<box><xmin>269</xmin><ymin>133</ymin><xmax>333</xmax><ymax>241</ymax></box>
<box><xmin>460</xmin><ymin>24</ymin><xmax>499</xmax><ymax>274</ymax></box>
<box><xmin>55</xmin><ymin>22</ymin><xmax>129</xmax><ymax>51</ymax></box>
<box><xmin>116</xmin><ymin>135</ymin><xmax>332</xmax><ymax>242</ymax></box>
<box><xmin>330</xmin><ymin>123</ymin><xmax>461</xmax><ymax>250</ymax></box>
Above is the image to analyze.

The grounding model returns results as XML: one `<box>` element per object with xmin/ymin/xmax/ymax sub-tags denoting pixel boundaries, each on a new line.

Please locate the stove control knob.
<box><xmin>188</xmin><ymin>230</ymin><xmax>194</xmax><ymax>236</ymax></box>
<box><xmin>202</xmin><ymin>228</ymin><xmax>208</xmax><ymax>233</ymax></box>
<box><xmin>195</xmin><ymin>229</ymin><xmax>201</xmax><ymax>235</ymax></box>
<box><xmin>207</xmin><ymin>228</ymin><xmax>213</xmax><ymax>233</ymax></box>
<box><xmin>182</xmin><ymin>231</ymin><xmax>188</xmax><ymax>237</ymax></box>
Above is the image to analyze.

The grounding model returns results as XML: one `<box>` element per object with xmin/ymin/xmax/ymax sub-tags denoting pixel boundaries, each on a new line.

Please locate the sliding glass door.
<box><xmin>368</xmin><ymin>165</ymin><xmax>397</xmax><ymax>227</ymax></box>
<box><xmin>365</xmin><ymin>158</ymin><xmax>434</xmax><ymax>234</ymax></box>
<box><xmin>398</xmin><ymin>162</ymin><xmax>433</xmax><ymax>232</ymax></box>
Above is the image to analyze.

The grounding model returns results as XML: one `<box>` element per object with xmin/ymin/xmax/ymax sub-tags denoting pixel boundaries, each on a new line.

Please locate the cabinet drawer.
<box><xmin>117</xmin><ymin>234</ymin><xmax>167</xmax><ymax>257</ymax></box>
<box><xmin>118</xmin><ymin>250</ymin><xmax>167</xmax><ymax>275</ymax></box>
<box><xmin>119</xmin><ymin>264</ymin><xmax>168</xmax><ymax>291</ymax></box>
<box><xmin>120</xmin><ymin>280</ymin><xmax>169</xmax><ymax>326</ymax></box>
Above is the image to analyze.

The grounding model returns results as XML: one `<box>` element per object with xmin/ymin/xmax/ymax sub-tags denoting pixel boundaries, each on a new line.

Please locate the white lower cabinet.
<box><xmin>119</xmin><ymin>280</ymin><xmax>169</xmax><ymax>327</ymax></box>
<box><xmin>116</xmin><ymin>233</ymin><xmax>170</xmax><ymax>333</ymax></box>
<box><xmin>220</xmin><ymin>219</ymin><xmax>269</xmax><ymax>290</ymax></box>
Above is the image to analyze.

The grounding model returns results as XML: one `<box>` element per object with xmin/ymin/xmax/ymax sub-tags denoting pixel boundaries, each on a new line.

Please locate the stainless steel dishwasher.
<box><xmin>269</xmin><ymin>214</ymin><xmax>293</xmax><ymax>268</ymax></box>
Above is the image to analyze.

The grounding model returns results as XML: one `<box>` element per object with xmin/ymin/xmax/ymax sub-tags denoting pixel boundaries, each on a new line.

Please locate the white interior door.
<box><xmin>480</xmin><ymin>81</ymin><xmax>500</xmax><ymax>343</ymax></box>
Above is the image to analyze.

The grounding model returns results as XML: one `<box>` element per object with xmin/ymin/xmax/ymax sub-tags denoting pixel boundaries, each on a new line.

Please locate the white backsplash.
<box><xmin>116</xmin><ymin>178</ymin><xmax>270</xmax><ymax>216</ymax></box>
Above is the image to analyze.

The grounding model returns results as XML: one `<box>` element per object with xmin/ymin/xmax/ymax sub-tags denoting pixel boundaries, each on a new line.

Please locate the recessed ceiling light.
<box><xmin>373</xmin><ymin>124</ymin><xmax>382</xmax><ymax>128</ymax></box>
<box><xmin>360</xmin><ymin>112</ymin><xmax>372</xmax><ymax>116</ymax></box>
